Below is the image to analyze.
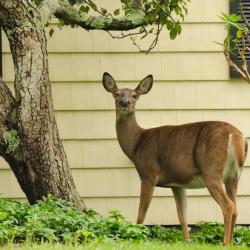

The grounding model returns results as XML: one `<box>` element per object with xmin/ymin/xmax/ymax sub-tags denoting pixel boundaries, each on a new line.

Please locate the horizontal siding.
<box><xmin>2</xmin><ymin>52</ymin><xmax>228</xmax><ymax>82</ymax></box>
<box><xmin>5</xmin><ymin>80</ymin><xmax>250</xmax><ymax>111</ymax></box>
<box><xmin>85</xmin><ymin>196</ymin><xmax>250</xmax><ymax>225</ymax></box>
<box><xmin>53</xmin><ymin>110</ymin><xmax>250</xmax><ymax>139</ymax></box>
<box><xmin>1</xmin><ymin>167</ymin><xmax>250</xmax><ymax>198</ymax></box>
<box><xmin>185</xmin><ymin>0</ymin><xmax>228</xmax><ymax>23</ymax></box>
<box><xmin>51</xmin><ymin>80</ymin><xmax>250</xmax><ymax>111</ymax></box>
<box><xmin>2</xmin><ymin>24</ymin><xmax>226</xmax><ymax>53</ymax></box>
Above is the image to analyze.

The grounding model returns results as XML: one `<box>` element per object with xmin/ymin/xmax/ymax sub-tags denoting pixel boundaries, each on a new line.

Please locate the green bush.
<box><xmin>0</xmin><ymin>196</ymin><xmax>149</xmax><ymax>244</ymax></box>
<box><xmin>191</xmin><ymin>222</ymin><xmax>224</xmax><ymax>244</ymax></box>
<box><xmin>233</xmin><ymin>225</ymin><xmax>250</xmax><ymax>246</ymax></box>
<box><xmin>149</xmin><ymin>224</ymin><xmax>183</xmax><ymax>243</ymax></box>
<box><xmin>1</xmin><ymin>196</ymin><xmax>250</xmax><ymax>246</ymax></box>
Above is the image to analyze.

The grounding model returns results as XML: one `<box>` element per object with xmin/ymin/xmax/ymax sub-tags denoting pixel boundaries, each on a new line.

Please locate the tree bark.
<box><xmin>0</xmin><ymin>0</ymin><xmax>85</xmax><ymax>210</ymax></box>
<box><xmin>0</xmin><ymin>0</ymin><xmax>149</xmax><ymax>210</ymax></box>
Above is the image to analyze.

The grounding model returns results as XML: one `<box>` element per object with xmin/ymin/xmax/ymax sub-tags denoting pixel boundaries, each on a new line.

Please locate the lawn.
<box><xmin>2</xmin><ymin>241</ymin><xmax>250</xmax><ymax>250</ymax></box>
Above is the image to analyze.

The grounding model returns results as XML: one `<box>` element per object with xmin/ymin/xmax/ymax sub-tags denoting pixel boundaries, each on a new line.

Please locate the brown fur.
<box><xmin>102</xmin><ymin>72</ymin><xmax>248</xmax><ymax>245</ymax></box>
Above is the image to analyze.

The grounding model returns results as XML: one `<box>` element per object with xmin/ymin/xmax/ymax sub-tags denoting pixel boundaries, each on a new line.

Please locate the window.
<box><xmin>230</xmin><ymin>0</ymin><xmax>250</xmax><ymax>77</ymax></box>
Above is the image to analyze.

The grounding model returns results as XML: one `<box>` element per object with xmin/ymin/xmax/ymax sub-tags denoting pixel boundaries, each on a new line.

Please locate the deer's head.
<box><xmin>102</xmin><ymin>72</ymin><xmax>153</xmax><ymax>116</ymax></box>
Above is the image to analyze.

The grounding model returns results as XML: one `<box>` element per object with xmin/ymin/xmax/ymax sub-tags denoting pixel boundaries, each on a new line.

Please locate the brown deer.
<box><xmin>102</xmin><ymin>72</ymin><xmax>248</xmax><ymax>245</ymax></box>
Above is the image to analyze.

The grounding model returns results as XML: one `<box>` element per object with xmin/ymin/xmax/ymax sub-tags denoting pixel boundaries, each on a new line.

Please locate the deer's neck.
<box><xmin>116</xmin><ymin>111</ymin><xmax>143</xmax><ymax>160</ymax></box>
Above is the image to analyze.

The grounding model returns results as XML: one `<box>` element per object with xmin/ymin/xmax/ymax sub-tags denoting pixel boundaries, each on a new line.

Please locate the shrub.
<box><xmin>233</xmin><ymin>225</ymin><xmax>250</xmax><ymax>246</ymax></box>
<box><xmin>149</xmin><ymin>225</ymin><xmax>183</xmax><ymax>243</ymax></box>
<box><xmin>190</xmin><ymin>222</ymin><xmax>224</xmax><ymax>244</ymax></box>
<box><xmin>1</xmin><ymin>196</ymin><xmax>250</xmax><ymax>246</ymax></box>
<box><xmin>0</xmin><ymin>196</ymin><xmax>150</xmax><ymax>244</ymax></box>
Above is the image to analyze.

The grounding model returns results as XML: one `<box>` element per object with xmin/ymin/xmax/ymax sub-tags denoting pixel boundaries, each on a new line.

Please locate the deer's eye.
<box><xmin>132</xmin><ymin>94</ymin><xmax>138</xmax><ymax>99</ymax></box>
<box><xmin>113</xmin><ymin>92</ymin><xmax>120</xmax><ymax>98</ymax></box>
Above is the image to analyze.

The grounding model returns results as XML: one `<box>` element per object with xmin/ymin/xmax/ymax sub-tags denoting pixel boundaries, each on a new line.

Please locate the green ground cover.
<box><xmin>1</xmin><ymin>196</ymin><xmax>250</xmax><ymax>248</ymax></box>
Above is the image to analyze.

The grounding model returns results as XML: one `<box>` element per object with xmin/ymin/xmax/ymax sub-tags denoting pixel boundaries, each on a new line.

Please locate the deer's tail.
<box><xmin>232</xmin><ymin>133</ymin><xmax>248</xmax><ymax>167</ymax></box>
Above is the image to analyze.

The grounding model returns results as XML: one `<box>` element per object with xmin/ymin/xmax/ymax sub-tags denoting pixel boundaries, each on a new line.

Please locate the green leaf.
<box><xmin>174</xmin><ymin>6</ymin><xmax>180</xmax><ymax>15</ymax></box>
<box><xmin>146</xmin><ymin>13</ymin><xmax>155</xmax><ymax>25</ymax></box>
<box><xmin>101</xmin><ymin>8</ymin><xmax>107</xmax><ymax>15</ymax></box>
<box><xmin>236</xmin><ymin>29</ymin><xmax>242</xmax><ymax>39</ymax></box>
<box><xmin>0</xmin><ymin>212</ymin><xmax>7</xmax><ymax>220</ymax></box>
<box><xmin>170</xmin><ymin>28</ymin><xmax>178</xmax><ymax>40</ymax></box>
<box><xmin>175</xmin><ymin>22</ymin><xmax>182</xmax><ymax>34</ymax></box>
<box><xmin>166</xmin><ymin>21</ymin><xmax>173</xmax><ymax>30</ymax></box>
<box><xmin>130</xmin><ymin>36</ymin><xmax>137</xmax><ymax>45</ymax></box>
<box><xmin>49</xmin><ymin>28</ymin><xmax>54</xmax><ymax>38</ymax></box>
<box><xmin>58</xmin><ymin>19</ymin><xmax>65</xmax><ymax>26</ymax></box>
<box><xmin>114</xmin><ymin>8</ymin><xmax>120</xmax><ymax>16</ymax></box>
<box><xmin>80</xmin><ymin>5</ymin><xmax>90</xmax><ymax>13</ymax></box>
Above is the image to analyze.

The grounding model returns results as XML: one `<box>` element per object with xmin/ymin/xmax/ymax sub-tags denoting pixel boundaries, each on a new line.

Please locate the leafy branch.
<box><xmin>43</xmin><ymin>0</ymin><xmax>190</xmax><ymax>53</ymax></box>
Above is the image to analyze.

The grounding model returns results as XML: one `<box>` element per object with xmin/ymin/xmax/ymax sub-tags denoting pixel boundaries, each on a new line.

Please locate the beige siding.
<box><xmin>1</xmin><ymin>0</ymin><xmax>250</xmax><ymax>225</ymax></box>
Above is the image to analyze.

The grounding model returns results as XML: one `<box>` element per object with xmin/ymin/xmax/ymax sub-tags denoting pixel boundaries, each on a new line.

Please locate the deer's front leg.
<box><xmin>172</xmin><ymin>187</ymin><xmax>190</xmax><ymax>242</ymax></box>
<box><xmin>137</xmin><ymin>180</ymin><xmax>155</xmax><ymax>224</ymax></box>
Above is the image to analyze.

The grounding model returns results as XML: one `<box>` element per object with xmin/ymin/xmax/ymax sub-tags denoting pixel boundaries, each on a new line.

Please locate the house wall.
<box><xmin>1</xmin><ymin>0</ymin><xmax>250</xmax><ymax>224</ymax></box>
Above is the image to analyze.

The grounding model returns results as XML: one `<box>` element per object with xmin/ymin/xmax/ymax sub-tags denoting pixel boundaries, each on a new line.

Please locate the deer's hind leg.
<box><xmin>172</xmin><ymin>187</ymin><xmax>190</xmax><ymax>242</ymax></box>
<box><xmin>225</xmin><ymin>177</ymin><xmax>238</xmax><ymax>243</ymax></box>
<box><xmin>204</xmin><ymin>177</ymin><xmax>234</xmax><ymax>246</ymax></box>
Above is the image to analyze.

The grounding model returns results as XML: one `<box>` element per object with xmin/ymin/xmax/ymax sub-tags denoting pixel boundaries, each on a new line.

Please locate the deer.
<box><xmin>102</xmin><ymin>72</ymin><xmax>248</xmax><ymax>245</ymax></box>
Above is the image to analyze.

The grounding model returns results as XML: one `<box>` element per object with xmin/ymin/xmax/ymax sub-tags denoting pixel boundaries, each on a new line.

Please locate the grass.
<box><xmin>1</xmin><ymin>240</ymin><xmax>250</xmax><ymax>250</ymax></box>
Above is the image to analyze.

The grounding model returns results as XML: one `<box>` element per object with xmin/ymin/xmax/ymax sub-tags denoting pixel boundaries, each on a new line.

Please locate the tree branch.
<box><xmin>0</xmin><ymin>81</ymin><xmax>32</xmax><ymax>200</ymax></box>
<box><xmin>224</xmin><ymin>48</ymin><xmax>250</xmax><ymax>84</ymax></box>
<box><xmin>0</xmin><ymin>78</ymin><xmax>15</xmax><ymax>125</ymax></box>
<box><xmin>0</xmin><ymin>79</ymin><xmax>23</xmax><ymax>160</ymax></box>
<box><xmin>0</xmin><ymin>78</ymin><xmax>15</xmax><ymax>139</ymax></box>
<box><xmin>39</xmin><ymin>0</ymin><xmax>145</xmax><ymax>30</ymax></box>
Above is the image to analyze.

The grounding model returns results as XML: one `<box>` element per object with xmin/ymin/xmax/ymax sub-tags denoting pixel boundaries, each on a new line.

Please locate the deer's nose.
<box><xmin>120</xmin><ymin>100</ymin><xmax>130</xmax><ymax>108</ymax></box>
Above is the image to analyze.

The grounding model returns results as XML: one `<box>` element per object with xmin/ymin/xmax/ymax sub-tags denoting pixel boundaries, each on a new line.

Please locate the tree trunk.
<box><xmin>0</xmin><ymin>1</ymin><xmax>85</xmax><ymax>210</ymax></box>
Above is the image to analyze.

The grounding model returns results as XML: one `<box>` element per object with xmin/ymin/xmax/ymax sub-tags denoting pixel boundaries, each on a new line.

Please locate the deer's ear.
<box><xmin>102</xmin><ymin>72</ymin><xmax>118</xmax><ymax>93</ymax></box>
<box><xmin>135</xmin><ymin>75</ymin><xmax>153</xmax><ymax>95</ymax></box>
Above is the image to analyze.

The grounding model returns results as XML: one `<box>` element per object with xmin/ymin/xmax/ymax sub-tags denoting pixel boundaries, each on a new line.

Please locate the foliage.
<box><xmin>191</xmin><ymin>222</ymin><xmax>250</xmax><ymax>247</ymax></box>
<box><xmin>2</xmin><ymin>130</ymin><xmax>21</xmax><ymax>154</ymax></box>
<box><xmin>1</xmin><ymin>196</ymin><xmax>250</xmax><ymax>246</ymax></box>
<box><xmin>191</xmin><ymin>222</ymin><xmax>224</xmax><ymax>244</ymax></box>
<box><xmin>52</xmin><ymin>0</ymin><xmax>190</xmax><ymax>52</ymax></box>
<box><xmin>149</xmin><ymin>224</ymin><xmax>183</xmax><ymax>243</ymax></box>
<box><xmin>234</xmin><ymin>226</ymin><xmax>250</xmax><ymax>246</ymax></box>
<box><xmin>221</xmin><ymin>12</ymin><xmax>247</xmax><ymax>52</ymax></box>
<box><xmin>221</xmin><ymin>0</ymin><xmax>250</xmax><ymax>83</ymax></box>
<box><xmin>123</xmin><ymin>0</ymin><xmax>189</xmax><ymax>39</ymax></box>
<box><xmin>0</xmin><ymin>196</ymin><xmax>149</xmax><ymax>244</ymax></box>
